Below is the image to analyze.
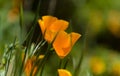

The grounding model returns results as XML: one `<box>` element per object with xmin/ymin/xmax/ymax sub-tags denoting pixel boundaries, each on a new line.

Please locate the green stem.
<box><xmin>32</xmin><ymin>39</ymin><xmax>44</xmax><ymax>56</ymax></box>
<box><xmin>39</xmin><ymin>51</ymin><xmax>52</xmax><ymax>76</ymax></box>
<box><xmin>59</xmin><ymin>59</ymin><xmax>63</xmax><ymax>69</ymax></box>
<box><xmin>19</xmin><ymin>47</ymin><xmax>27</xmax><ymax>76</ymax></box>
<box><xmin>63</xmin><ymin>57</ymin><xmax>71</xmax><ymax>69</ymax></box>
<box><xmin>74</xmin><ymin>51</ymin><xmax>84</xmax><ymax>76</ymax></box>
<box><xmin>19</xmin><ymin>2</ymin><xmax>23</xmax><ymax>44</ymax></box>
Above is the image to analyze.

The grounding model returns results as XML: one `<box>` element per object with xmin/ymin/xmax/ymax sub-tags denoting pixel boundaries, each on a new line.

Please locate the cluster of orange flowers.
<box><xmin>38</xmin><ymin>16</ymin><xmax>81</xmax><ymax>58</ymax></box>
<box><xmin>25</xmin><ymin>16</ymin><xmax>81</xmax><ymax>76</ymax></box>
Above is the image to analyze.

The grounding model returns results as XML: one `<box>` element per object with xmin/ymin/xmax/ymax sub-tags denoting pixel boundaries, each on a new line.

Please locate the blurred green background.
<box><xmin>0</xmin><ymin>0</ymin><xmax>120</xmax><ymax>76</ymax></box>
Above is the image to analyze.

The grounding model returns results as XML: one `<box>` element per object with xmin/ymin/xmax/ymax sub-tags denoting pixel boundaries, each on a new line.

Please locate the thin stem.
<box><xmin>63</xmin><ymin>57</ymin><xmax>71</xmax><ymax>69</ymax></box>
<box><xmin>32</xmin><ymin>39</ymin><xmax>44</xmax><ymax>56</ymax></box>
<box><xmin>35</xmin><ymin>40</ymin><xmax>46</xmax><ymax>56</ymax></box>
<box><xmin>40</xmin><ymin>66</ymin><xmax>44</xmax><ymax>76</ymax></box>
<box><xmin>39</xmin><ymin>51</ymin><xmax>52</xmax><ymax>76</ymax></box>
<box><xmin>74</xmin><ymin>51</ymin><xmax>84</xmax><ymax>76</ymax></box>
<box><xmin>19</xmin><ymin>47</ymin><xmax>27</xmax><ymax>76</ymax></box>
<box><xmin>59</xmin><ymin>59</ymin><xmax>63</xmax><ymax>69</ymax></box>
<box><xmin>19</xmin><ymin>2</ymin><xmax>23</xmax><ymax>42</ymax></box>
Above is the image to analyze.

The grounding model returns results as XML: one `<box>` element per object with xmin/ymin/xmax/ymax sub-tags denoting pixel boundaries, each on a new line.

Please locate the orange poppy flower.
<box><xmin>38</xmin><ymin>16</ymin><xmax>69</xmax><ymax>43</ymax></box>
<box><xmin>53</xmin><ymin>31</ymin><xmax>81</xmax><ymax>58</ymax></box>
<box><xmin>58</xmin><ymin>69</ymin><xmax>72</xmax><ymax>76</ymax></box>
<box><xmin>24</xmin><ymin>57</ymin><xmax>37</xmax><ymax>76</ymax></box>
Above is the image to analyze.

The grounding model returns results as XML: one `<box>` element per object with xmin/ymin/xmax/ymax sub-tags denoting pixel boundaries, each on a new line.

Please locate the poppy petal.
<box><xmin>42</xmin><ymin>16</ymin><xmax>57</xmax><ymax>29</ymax></box>
<box><xmin>53</xmin><ymin>31</ymin><xmax>81</xmax><ymax>58</ymax></box>
<box><xmin>38</xmin><ymin>20</ymin><xmax>45</xmax><ymax>34</ymax></box>
<box><xmin>38</xmin><ymin>16</ymin><xmax>57</xmax><ymax>34</ymax></box>
<box><xmin>53</xmin><ymin>31</ymin><xmax>71</xmax><ymax>58</ymax></box>
<box><xmin>49</xmin><ymin>20</ymin><xmax>69</xmax><ymax>32</ymax></box>
<box><xmin>58</xmin><ymin>69</ymin><xmax>72</xmax><ymax>76</ymax></box>
<box><xmin>70</xmin><ymin>32</ymin><xmax>81</xmax><ymax>46</ymax></box>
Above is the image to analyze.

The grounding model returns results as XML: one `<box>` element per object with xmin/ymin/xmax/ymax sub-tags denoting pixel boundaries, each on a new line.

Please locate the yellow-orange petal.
<box><xmin>53</xmin><ymin>31</ymin><xmax>81</xmax><ymax>58</ymax></box>
<box><xmin>44</xmin><ymin>19</ymin><xmax>69</xmax><ymax>43</ymax></box>
<box><xmin>48</xmin><ymin>20</ymin><xmax>69</xmax><ymax>32</ymax></box>
<box><xmin>39</xmin><ymin>55</ymin><xmax>45</xmax><ymax>59</ymax></box>
<box><xmin>42</xmin><ymin>16</ymin><xmax>58</xmax><ymax>28</ymax></box>
<box><xmin>44</xmin><ymin>29</ymin><xmax>56</xmax><ymax>43</ymax></box>
<box><xmin>70</xmin><ymin>32</ymin><xmax>81</xmax><ymax>46</ymax></box>
<box><xmin>38</xmin><ymin>16</ymin><xmax>70</xmax><ymax>43</ymax></box>
<box><xmin>58</xmin><ymin>69</ymin><xmax>72</xmax><ymax>76</ymax></box>
<box><xmin>24</xmin><ymin>59</ymin><xmax>32</xmax><ymax>76</ymax></box>
<box><xmin>24</xmin><ymin>57</ymin><xmax>37</xmax><ymax>76</ymax></box>
<box><xmin>38</xmin><ymin>20</ymin><xmax>45</xmax><ymax>34</ymax></box>
<box><xmin>53</xmin><ymin>31</ymin><xmax>71</xmax><ymax>58</ymax></box>
<box><xmin>38</xmin><ymin>16</ymin><xmax>57</xmax><ymax>34</ymax></box>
